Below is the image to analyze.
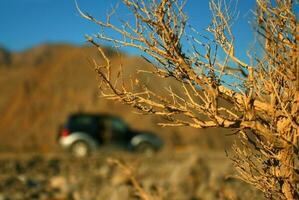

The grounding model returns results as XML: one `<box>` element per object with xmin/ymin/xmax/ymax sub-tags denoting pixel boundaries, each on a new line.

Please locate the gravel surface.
<box><xmin>0</xmin><ymin>147</ymin><xmax>263</xmax><ymax>200</ymax></box>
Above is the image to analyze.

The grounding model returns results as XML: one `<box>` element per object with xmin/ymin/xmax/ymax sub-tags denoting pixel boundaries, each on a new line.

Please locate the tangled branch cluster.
<box><xmin>77</xmin><ymin>0</ymin><xmax>298</xmax><ymax>199</ymax></box>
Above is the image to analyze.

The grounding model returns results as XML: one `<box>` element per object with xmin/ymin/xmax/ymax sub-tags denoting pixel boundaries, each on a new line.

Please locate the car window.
<box><xmin>67</xmin><ymin>115</ymin><xmax>97</xmax><ymax>131</ymax></box>
<box><xmin>111</xmin><ymin>118</ymin><xmax>128</xmax><ymax>133</ymax></box>
<box><xmin>73</xmin><ymin>116</ymin><xmax>94</xmax><ymax>125</ymax></box>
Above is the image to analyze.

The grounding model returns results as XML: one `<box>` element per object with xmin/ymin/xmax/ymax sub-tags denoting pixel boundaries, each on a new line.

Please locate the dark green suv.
<box><xmin>57</xmin><ymin>113</ymin><xmax>163</xmax><ymax>157</ymax></box>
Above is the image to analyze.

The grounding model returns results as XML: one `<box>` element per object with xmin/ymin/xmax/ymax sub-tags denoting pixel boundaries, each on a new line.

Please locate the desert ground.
<box><xmin>0</xmin><ymin>146</ymin><xmax>263</xmax><ymax>200</ymax></box>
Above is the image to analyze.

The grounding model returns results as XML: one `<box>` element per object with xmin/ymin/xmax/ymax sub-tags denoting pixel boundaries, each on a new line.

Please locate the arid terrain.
<box><xmin>0</xmin><ymin>44</ymin><xmax>262</xmax><ymax>199</ymax></box>
<box><xmin>0</xmin><ymin>148</ymin><xmax>262</xmax><ymax>200</ymax></box>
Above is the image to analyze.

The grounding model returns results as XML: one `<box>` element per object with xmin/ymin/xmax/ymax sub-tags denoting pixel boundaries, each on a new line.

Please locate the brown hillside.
<box><xmin>0</xmin><ymin>44</ymin><xmax>234</xmax><ymax>152</ymax></box>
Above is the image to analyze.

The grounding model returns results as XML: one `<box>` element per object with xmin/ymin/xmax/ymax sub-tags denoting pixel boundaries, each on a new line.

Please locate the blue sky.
<box><xmin>0</xmin><ymin>0</ymin><xmax>256</xmax><ymax>56</ymax></box>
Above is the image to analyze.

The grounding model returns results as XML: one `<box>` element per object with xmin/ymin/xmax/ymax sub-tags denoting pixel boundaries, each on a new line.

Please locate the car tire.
<box><xmin>70</xmin><ymin>141</ymin><xmax>90</xmax><ymax>157</ymax></box>
<box><xmin>135</xmin><ymin>142</ymin><xmax>155</xmax><ymax>156</ymax></box>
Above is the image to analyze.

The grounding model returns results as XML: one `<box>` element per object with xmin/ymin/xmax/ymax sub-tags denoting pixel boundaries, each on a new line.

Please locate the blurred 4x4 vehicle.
<box><xmin>57</xmin><ymin>113</ymin><xmax>163</xmax><ymax>157</ymax></box>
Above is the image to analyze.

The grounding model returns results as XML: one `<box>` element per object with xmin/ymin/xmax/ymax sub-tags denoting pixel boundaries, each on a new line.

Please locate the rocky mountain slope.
<box><xmin>0</xmin><ymin>43</ymin><xmax>233</xmax><ymax>152</ymax></box>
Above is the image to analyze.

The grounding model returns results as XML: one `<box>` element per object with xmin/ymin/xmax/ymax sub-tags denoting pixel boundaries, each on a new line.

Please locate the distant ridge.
<box><xmin>1</xmin><ymin>43</ymin><xmax>120</xmax><ymax>68</ymax></box>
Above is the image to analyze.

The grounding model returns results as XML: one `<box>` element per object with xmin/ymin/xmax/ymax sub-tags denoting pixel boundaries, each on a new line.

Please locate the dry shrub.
<box><xmin>77</xmin><ymin>0</ymin><xmax>299</xmax><ymax>199</ymax></box>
